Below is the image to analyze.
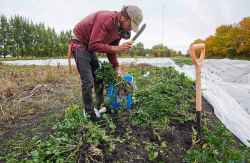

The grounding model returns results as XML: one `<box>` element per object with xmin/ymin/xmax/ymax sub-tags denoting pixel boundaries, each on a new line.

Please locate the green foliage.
<box><xmin>145</xmin><ymin>143</ymin><xmax>159</xmax><ymax>161</ymax></box>
<box><xmin>95</xmin><ymin>62</ymin><xmax>133</xmax><ymax>108</ymax></box>
<box><xmin>151</xmin><ymin>43</ymin><xmax>172</xmax><ymax>57</ymax></box>
<box><xmin>119</xmin><ymin>42</ymin><xmax>183</xmax><ymax>57</ymax></box>
<box><xmin>130</xmin><ymin>67</ymin><xmax>195</xmax><ymax>127</ymax></box>
<box><xmin>1</xmin><ymin>105</ymin><xmax>112</xmax><ymax>162</ymax></box>
<box><xmin>129</xmin><ymin>42</ymin><xmax>145</xmax><ymax>57</ymax></box>
<box><xmin>55</xmin><ymin>105</ymin><xmax>89</xmax><ymax>134</ymax></box>
<box><xmin>171</xmin><ymin>56</ymin><xmax>193</xmax><ymax>66</ymax></box>
<box><xmin>193</xmin><ymin>17</ymin><xmax>250</xmax><ymax>59</ymax></box>
<box><xmin>0</xmin><ymin>14</ymin><xmax>71</xmax><ymax>58</ymax></box>
<box><xmin>95</xmin><ymin>61</ymin><xmax>117</xmax><ymax>87</ymax></box>
<box><xmin>185</xmin><ymin>121</ymin><xmax>250</xmax><ymax>162</ymax></box>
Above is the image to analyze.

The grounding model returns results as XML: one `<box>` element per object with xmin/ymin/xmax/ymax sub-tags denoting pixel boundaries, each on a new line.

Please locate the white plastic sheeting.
<box><xmin>3</xmin><ymin>58</ymin><xmax>250</xmax><ymax>146</ymax></box>
<box><xmin>2</xmin><ymin>57</ymin><xmax>176</xmax><ymax>67</ymax></box>
<box><xmin>181</xmin><ymin>59</ymin><xmax>250</xmax><ymax>147</ymax></box>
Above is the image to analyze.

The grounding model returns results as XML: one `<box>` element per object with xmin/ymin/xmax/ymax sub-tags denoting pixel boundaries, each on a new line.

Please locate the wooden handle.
<box><xmin>189</xmin><ymin>43</ymin><xmax>206</xmax><ymax>112</ymax></box>
<box><xmin>195</xmin><ymin>66</ymin><xmax>202</xmax><ymax>112</ymax></box>
<box><xmin>190</xmin><ymin>43</ymin><xmax>205</xmax><ymax>66</ymax></box>
<box><xmin>67</xmin><ymin>43</ymin><xmax>72</xmax><ymax>73</ymax></box>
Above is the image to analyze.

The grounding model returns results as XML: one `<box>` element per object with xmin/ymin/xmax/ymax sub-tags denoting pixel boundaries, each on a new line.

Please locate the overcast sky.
<box><xmin>1</xmin><ymin>0</ymin><xmax>250</xmax><ymax>53</ymax></box>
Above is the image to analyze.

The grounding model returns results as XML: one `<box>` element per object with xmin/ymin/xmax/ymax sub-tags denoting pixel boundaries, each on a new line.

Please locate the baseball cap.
<box><xmin>123</xmin><ymin>5</ymin><xmax>143</xmax><ymax>32</ymax></box>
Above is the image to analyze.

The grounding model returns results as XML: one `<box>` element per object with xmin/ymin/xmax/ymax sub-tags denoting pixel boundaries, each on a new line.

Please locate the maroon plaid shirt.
<box><xmin>73</xmin><ymin>11</ymin><xmax>122</xmax><ymax>68</ymax></box>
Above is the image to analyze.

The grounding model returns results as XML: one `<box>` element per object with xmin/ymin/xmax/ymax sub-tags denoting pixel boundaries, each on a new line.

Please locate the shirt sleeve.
<box><xmin>107</xmin><ymin>39</ymin><xmax>120</xmax><ymax>68</ymax></box>
<box><xmin>88</xmin><ymin>15</ymin><xmax>116</xmax><ymax>54</ymax></box>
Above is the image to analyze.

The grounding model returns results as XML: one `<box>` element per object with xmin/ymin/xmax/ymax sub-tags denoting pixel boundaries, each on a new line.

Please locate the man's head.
<box><xmin>120</xmin><ymin>5</ymin><xmax>143</xmax><ymax>32</ymax></box>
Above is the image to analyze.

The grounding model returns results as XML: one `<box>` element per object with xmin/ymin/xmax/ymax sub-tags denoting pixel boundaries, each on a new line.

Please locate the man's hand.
<box><xmin>112</xmin><ymin>41</ymin><xmax>133</xmax><ymax>53</ymax></box>
<box><xmin>116</xmin><ymin>66</ymin><xmax>124</xmax><ymax>76</ymax></box>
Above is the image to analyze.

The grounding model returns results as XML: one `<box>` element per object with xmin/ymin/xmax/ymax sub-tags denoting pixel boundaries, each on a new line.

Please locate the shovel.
<box><xmin>189</xmin><ymin>43</ymin><xmax>205</xmax><ymax>139</ymax></box>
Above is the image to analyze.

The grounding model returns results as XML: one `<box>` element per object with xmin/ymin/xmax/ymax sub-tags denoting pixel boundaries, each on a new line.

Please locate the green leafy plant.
<box><xmin>145</xmin><ymin>143</ymin><xmax>159</xmax><ymax>161</ymax></box>
<box><xmin>95</xmin><ymin>61</ymin><xmax>117</xmax><ymax>87</ymax></box>
<box><xmin>96</xmin><ymin>62</ymin><xmax>134</xmax><ymax>109</ymax></box>
<box><xmin>130</xmin><ymin>67</ymin><xmax>195</xmax><ymax>127</ymax></box>
<box><xmin>1</xmin><ymin>105</ymin><xmax>113</xmax><ymax>162</ymax></box>
<box><xmin>184</xmin><ymin>120</ymin><xmax>250</xmax><ymax>162</ymax></box>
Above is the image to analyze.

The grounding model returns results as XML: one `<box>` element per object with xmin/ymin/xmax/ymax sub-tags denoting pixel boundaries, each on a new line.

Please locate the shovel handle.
<box><xmin>189</xmin><ymin>43</ymin><xmax>206</xmax><ymax>112</ymax></box>
<box><xmin>189</xmin><ymin>43</ymin><xmax>205</xmax><ymax>66</ymax></box>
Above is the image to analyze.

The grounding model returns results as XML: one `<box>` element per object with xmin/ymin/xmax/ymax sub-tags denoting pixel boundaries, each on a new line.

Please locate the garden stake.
<box><xmin>190</xmin><ymin>43</ymin><xmax>205</xmax><ymax>139</ymax></box>
<box><xmin>67</xmin><ymin>43</ymin><xmax>73</xmax><ymax>73</ymax></box>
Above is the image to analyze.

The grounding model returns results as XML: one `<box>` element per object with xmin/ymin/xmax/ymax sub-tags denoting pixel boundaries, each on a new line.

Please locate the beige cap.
<box><xmin>123</xmin><ymin>5</ymin><xmax>143</xmax><ymax>32</ymax></box>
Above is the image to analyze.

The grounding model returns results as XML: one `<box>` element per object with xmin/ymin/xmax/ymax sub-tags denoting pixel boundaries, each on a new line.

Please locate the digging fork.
<box><xmin>189</xmin><ymin>43</ymin><xmax>205</xmax><ymax>139</ymax></box>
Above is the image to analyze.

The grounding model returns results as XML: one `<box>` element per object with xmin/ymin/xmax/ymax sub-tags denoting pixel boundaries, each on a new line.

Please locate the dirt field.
<box><xmin>0</xmin><ymin>64</ymin><xmax>81</xmax><ymax>155</ymax></box>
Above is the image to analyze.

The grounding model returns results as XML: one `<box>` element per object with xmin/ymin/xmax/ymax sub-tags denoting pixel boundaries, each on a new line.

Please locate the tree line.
<box><xmin>0</xmin><ymin>14</ymin><xmax>182</xmax><ymax>58</ymax></box>
<box><xmin>192</xmin><ymin>17</ymin><xmax>250</xmax><ymax>59</ymax></box>
<box><xmin>0</xmin><ymin>15</ymin><xmax>71</xmax><ymax>58</ymax></box>
<box><xmin>123</xmin><ymin>42</ymin><xmax>182</xmax><ymax>57</ymax></box>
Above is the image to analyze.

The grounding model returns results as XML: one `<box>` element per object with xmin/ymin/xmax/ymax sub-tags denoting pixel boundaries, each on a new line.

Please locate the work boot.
<box><xmin>94</xmin><ymin>108</ymin><xmax>101</xmax><ymax>118</ymax></box>
<box><xmin>94</xmin><ymin>107</ymin><xmax>107</xmax><ymax>118</ymax></box>
<box><xmin>85</xmin><ymin>109</ymin><xmax>98</xmax><ymax>122</ymax></box>
<box><xmin>99</xmin><ymin>107</ymin><xmax>107</xmax><ymax>114</ymax></box>
<box><xmin>90</xmin><ymin>113</ymin><xmax>98</xmax><ymax>122</ymax></box>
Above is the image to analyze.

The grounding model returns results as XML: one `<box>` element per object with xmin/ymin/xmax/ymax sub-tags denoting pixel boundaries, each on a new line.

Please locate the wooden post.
<box><xmin>189</xmin><ymin>43</ymin><xmax>205</xmax><ymax>138</ymax></box>
<box><xmin>67</xmin><ymin>43</ymin><xmax>72</xmax><ymax>73</ymax></box>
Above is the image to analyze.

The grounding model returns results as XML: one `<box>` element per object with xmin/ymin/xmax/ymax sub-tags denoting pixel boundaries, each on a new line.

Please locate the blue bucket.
<box><xmin>106</xmin><ymin>74</ymin><xmax>134</xmax><ymax>110</ymax></box>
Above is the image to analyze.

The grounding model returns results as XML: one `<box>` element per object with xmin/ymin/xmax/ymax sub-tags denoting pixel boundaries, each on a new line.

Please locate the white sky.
<box><xmin>1</xmin><ymin>0</ymin><xmax>250</xmax><ymax>53</ymax></box>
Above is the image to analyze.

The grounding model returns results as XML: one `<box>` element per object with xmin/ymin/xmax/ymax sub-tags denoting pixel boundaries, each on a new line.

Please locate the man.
<box><xmin>69</xmin><ymin>5</ymin><xmax>143</xmax><ymax>120</ymax></box>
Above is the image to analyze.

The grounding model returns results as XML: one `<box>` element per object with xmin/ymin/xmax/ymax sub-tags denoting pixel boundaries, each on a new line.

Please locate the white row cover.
<box><xmin>181</xmin><ymin>59</ymin><xmax>250</xmax><ymax>147</ymax></box>
<box><xmin>2</xmin><ymin>57</ymin><xmax>175</xmax><ymax>67</ymax></box>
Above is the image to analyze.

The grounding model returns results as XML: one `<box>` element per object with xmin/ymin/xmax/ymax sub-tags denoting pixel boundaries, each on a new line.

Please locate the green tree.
<box><xmin>129</xmin><ymin>42</ymin><xmax>145</xmax><ymax>57</ymax></box>
<box><xmin>193</xmin><ymin>17</ymin><xmax>250</xmax><ymax>59</ymax></box>
<box><xmin>0</xmin><ymin>15</ymin><xmax>9</xmax><ymax>58</ymax></box>
<box><xmin>151</xmin><ymin>44</ymin><xmax>170</xmax><ymax>57</ymax></box>
<box><xmin>0</xmin><ymin>14</ymin><xmax>72</xmax><ymax>58</ymax></box>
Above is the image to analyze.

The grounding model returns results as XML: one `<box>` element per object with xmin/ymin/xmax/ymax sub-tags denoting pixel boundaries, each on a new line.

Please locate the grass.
<box><xmin>171</xmin><ymin>55</ymin><xmax>250</xmax><ymax>66</ymax></box>
<box><xmin>171</xmin><ymin>56</ymin><xmax>193</xmax><ymax>66</ymax></box>
<box><xmin>0</xmin><ymin>63</ymin><xmax>82</xmax><ymax>159</ymax></box>
<box><xmin>0</xmin><ymin>64</ymin><xmax>81</xmax><ymax>122</ymax></box>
